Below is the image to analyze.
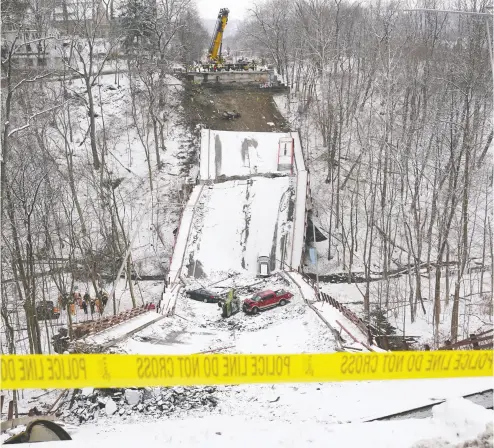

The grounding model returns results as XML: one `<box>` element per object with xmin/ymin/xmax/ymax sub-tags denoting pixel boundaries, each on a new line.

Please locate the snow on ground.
<box><xmin>63</xmin><ymin>74</ymin><xmax>189</xmax><ymax>278</ymax></box>
<box><xmin>3</xmin><ymin>398</ymin><xmax>492</xmax><ymax>447</ymax></box>
<box><xmin>1</xmin><ymin>70</ymin><xmax>198</xmax><ymax>355</ymax></box>
<box><xmin>69</xmin><ymin>73</ymin><xmax>192</xmax><ymax>281</ymax></box>
<box><xmin>185</xmin><ymin>177</ymin><xmax>290</xmax><ymax>277</ymax></box>
<box><xmin>316</xmin><ymin>273</ymin><xmax>492</xmax><ymax>347</ymax></box>
<box><xmin>1</xmin><ymin>279</ymin><xmax>164</xmax><ymax>355</ymax></box>
<box><xmin>84</xmin><ymin>311</ymin><xmax>163</xmax><ymax>346</ymax></box>
<box><xmin>120</xmin><ymin>276</ymin><xmax>334</xmax><ymax>356</ymax></box>
<box><xmin>274</xmin><ymin>92</ymin><xmax>492</xmax><ymax>348</ymax></box>
<box><xmin>188</xmin><ymin>182</ymin><xmax>247</xmax><ymax>275</ymax></box>
<box><xmin>3</xmin><ymin>84</ymin><xmax>490</xmax><ymax>448</ymax></box>
<box><xmin>7</xmin><ymin>278</ymin><xmax>490</xmax><ymax>443</ymax></box>
<box><xmin>199</xmin><ymin>129</ymin><xmax>290</xmax><ymax>179</ymax></box>
<box><xmin>244</xmin><ymin>177</ymin><xmax>291</xmax><ymax>272</ymax></box>
<box><xmin>108</xmin><ymin>273</ymin><xmax>492</xmax><ymax>429</ymax></box>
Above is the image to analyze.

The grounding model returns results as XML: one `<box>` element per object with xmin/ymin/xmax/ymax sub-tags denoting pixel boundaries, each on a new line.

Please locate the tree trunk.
<box><xmin>152</xmin><ymin>117</ymin><xmax>161</xmax><ymax>168</ymax></box>
<box><xmin>86</xmin><ymin>78</ymin><xmax>101</xmax><ymax>170</ymax></box>
<box><xmin>127</xmin><ymin>257</ymin><xmax>137</xmax><ymax>308</ymax></box>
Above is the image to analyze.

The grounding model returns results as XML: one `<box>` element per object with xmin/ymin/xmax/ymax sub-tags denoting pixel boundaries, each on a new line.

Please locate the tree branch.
<box><xmin>8</xmin><ymin>102</ymin><xmax>66</xmax><ymax>137</ymax></box>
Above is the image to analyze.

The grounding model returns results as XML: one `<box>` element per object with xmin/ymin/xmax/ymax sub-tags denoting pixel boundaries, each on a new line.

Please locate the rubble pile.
<box><xmin>57</xmin><ymin>386</ymin><xmax>219</xmax><ymax>424</ymax></box>
<box><xmin>213</xmin><ymin>303</ymin><xmax>306</xmax><ymax>333</ymax></box>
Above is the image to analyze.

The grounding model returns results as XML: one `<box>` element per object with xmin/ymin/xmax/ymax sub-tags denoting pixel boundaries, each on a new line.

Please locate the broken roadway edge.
<box><xmin>92</xmin><ymin>313</ymin><xmax>167</xmax><ymax>350</ymax></box>
<box><xmin>97</xmin><ymin>270</ymin><xmax>358</xmax><ymax>353</ymax></box>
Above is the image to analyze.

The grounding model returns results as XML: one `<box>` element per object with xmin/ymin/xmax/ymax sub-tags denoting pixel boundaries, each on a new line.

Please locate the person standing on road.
<box><xmin>82</xmin><ymin>300</ymin><xmax>88</xmax><ymax>315</ymax></box>
<box><xmin>95</xmin><ymin>297</ymin><xmax>102</xmax><ymax>315</ymax></box>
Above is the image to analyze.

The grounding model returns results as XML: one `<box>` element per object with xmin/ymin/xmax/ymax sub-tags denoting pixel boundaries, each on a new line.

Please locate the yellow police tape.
<box><xmin>1</xmin><ymin>351</ymin><xmax>492</xmax><ymax>390</ymax></box>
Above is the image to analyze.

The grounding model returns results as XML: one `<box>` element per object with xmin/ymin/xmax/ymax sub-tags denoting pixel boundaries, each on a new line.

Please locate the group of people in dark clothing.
<box><xmin>81</xmin><ymin>290</ymin><xmax>109</xmax><ymax>316</ymax></box>
<box><xmin>59</xmin><ymin>289</ymin><xmax>109</xmax><ymax>317</ymax></box>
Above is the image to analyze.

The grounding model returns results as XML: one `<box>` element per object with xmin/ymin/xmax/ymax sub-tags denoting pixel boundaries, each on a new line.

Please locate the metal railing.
<box><xmin>72</xmin><ymin>305</ymin><xmax>149</xmax><ymax>339</ymax></box>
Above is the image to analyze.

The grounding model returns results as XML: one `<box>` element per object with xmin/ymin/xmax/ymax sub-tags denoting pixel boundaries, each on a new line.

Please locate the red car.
<box><xmin>242</xmin><ymin>289</ymin><xmax>293</xmax><ymax>314</ymax></box>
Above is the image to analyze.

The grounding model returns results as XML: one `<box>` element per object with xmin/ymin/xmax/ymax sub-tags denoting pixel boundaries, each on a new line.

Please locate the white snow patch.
<box><xmin>81</xmin><ymin>387</ymin><xmax>94</xmax><ymax>397</ymax></box>
<box><xmin>85</xmin><ymin>312</ymin><xmax>161</xmax><ymax>345</ymax></box>
<box><xmin>186</xmin><ymin>177</ymin><xmax>290</xmax><ymax>277</ymax></box>
<box><xmin>14</xmin><ymin>398</ymin><xmax>493</xmax><ymax>448</ymax></box>
<box><xmin>125</xmin><ymin>389</ymin><xmax>142</xmax><ymax>406</ymax></box>
<box><xmin>430</xmin><ymin>397</ymin><xmax>493</xmax><ymax>440</ymax></box>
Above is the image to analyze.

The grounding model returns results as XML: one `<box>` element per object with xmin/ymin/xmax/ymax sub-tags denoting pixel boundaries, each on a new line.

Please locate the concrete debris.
<box><xmin>56</xmin><ymin>386</ymin><xmax>219</xmax><ymax>424</ymax></box>
<box><xmin>125</xmin><ymin>389</ymin><xmax>141</xmax><ymax>406</ymax></box>
<box><xmin>81</xmin><ymin>387</ymin><xmax>94</xmax><ymax>397</ymax></box>
<box><xmin>105</xmin><ymin>399</ymin><xmax>117</xmax><ymax>416</ymax></box>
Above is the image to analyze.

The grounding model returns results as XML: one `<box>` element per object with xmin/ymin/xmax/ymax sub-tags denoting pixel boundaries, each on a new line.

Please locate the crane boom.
<box><xmin>208</xmin><ymin>8</ymin><xmax>229</xmax><ymax>64</ymax></box>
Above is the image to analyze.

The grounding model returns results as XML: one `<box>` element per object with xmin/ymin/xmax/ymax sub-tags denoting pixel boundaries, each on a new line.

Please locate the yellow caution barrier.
<box><xmin>1</xmin><ymin>351</ymin><xmax>492</xmax><ymax>390</ymax></box>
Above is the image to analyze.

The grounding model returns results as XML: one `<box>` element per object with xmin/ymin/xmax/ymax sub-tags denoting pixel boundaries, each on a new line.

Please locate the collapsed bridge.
<box><xmin>162</xmin><ymin>129</ymin><xmax>309</xmax><ymax>314</ymax></box>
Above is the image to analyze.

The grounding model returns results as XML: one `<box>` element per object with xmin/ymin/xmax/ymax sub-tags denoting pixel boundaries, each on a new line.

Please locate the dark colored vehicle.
<box><xmin>222</xmin><ymin>111</ymin><xmax>241</xmax><ymax>120</ymax></box>
<box><xmin>186</xmin><ymin>288</ymin><xmax>221</xmax><ymax>303</ymax></box>
<box><xmin>36</xmin><ymin>301</ymin><xmax>60</xmax><ymax>320</ymax></box>
<box><xmin>242</xmin><ymin>289</ymin><xmax>293</xmax><ymax>314</ymax></box>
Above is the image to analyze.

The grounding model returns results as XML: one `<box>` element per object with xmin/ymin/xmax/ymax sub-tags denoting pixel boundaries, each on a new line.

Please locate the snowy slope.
<box><xmin>182</xmin><ymin>128</ymin><xmax>308</xmax><ymax>278</ymax></box>
<box><xmin>191</xmin><ymin>181</ymin><xmax>247</xmax><ymax>274</ymax></box>
<box><xmin>184</xmin><ymin>177</ymin><xmax>290</xmax><ymax>277</ymax></box>
<box><xmin>316</xmin><ymin>276</ymin><xmax>492</xmax><ymax>348</ymax></box>
<box><xmin>243</xmin><ymin>177</ymin><xmax>291</xmax><ymax>271</ymax></box>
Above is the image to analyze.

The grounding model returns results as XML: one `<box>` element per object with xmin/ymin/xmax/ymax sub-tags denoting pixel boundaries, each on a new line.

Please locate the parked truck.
<box><xmin>36</xmin><ymin>301</ymin><xmax>60</xmax><ymax>320</ymax></box>
<box><xmin>242</xmin><ymin>289</ymin><xmax>293</xmax><ymax>314</ymax></box>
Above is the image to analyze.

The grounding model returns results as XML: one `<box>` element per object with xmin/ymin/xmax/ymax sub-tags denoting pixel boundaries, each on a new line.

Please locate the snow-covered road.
<box><xmin>162</xmin><ymin>129</ymin><xmax>307</xmax><ymax>314</ymax></box>
<box><xmin>120</xmin><ymin>277</ymin><xmax>335</xmax><ymax>356</ymax></box>
<box><xmin>184</xmin><ymin>177</ymin><xmax>291</xmax><ymax>277</ymax></box>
